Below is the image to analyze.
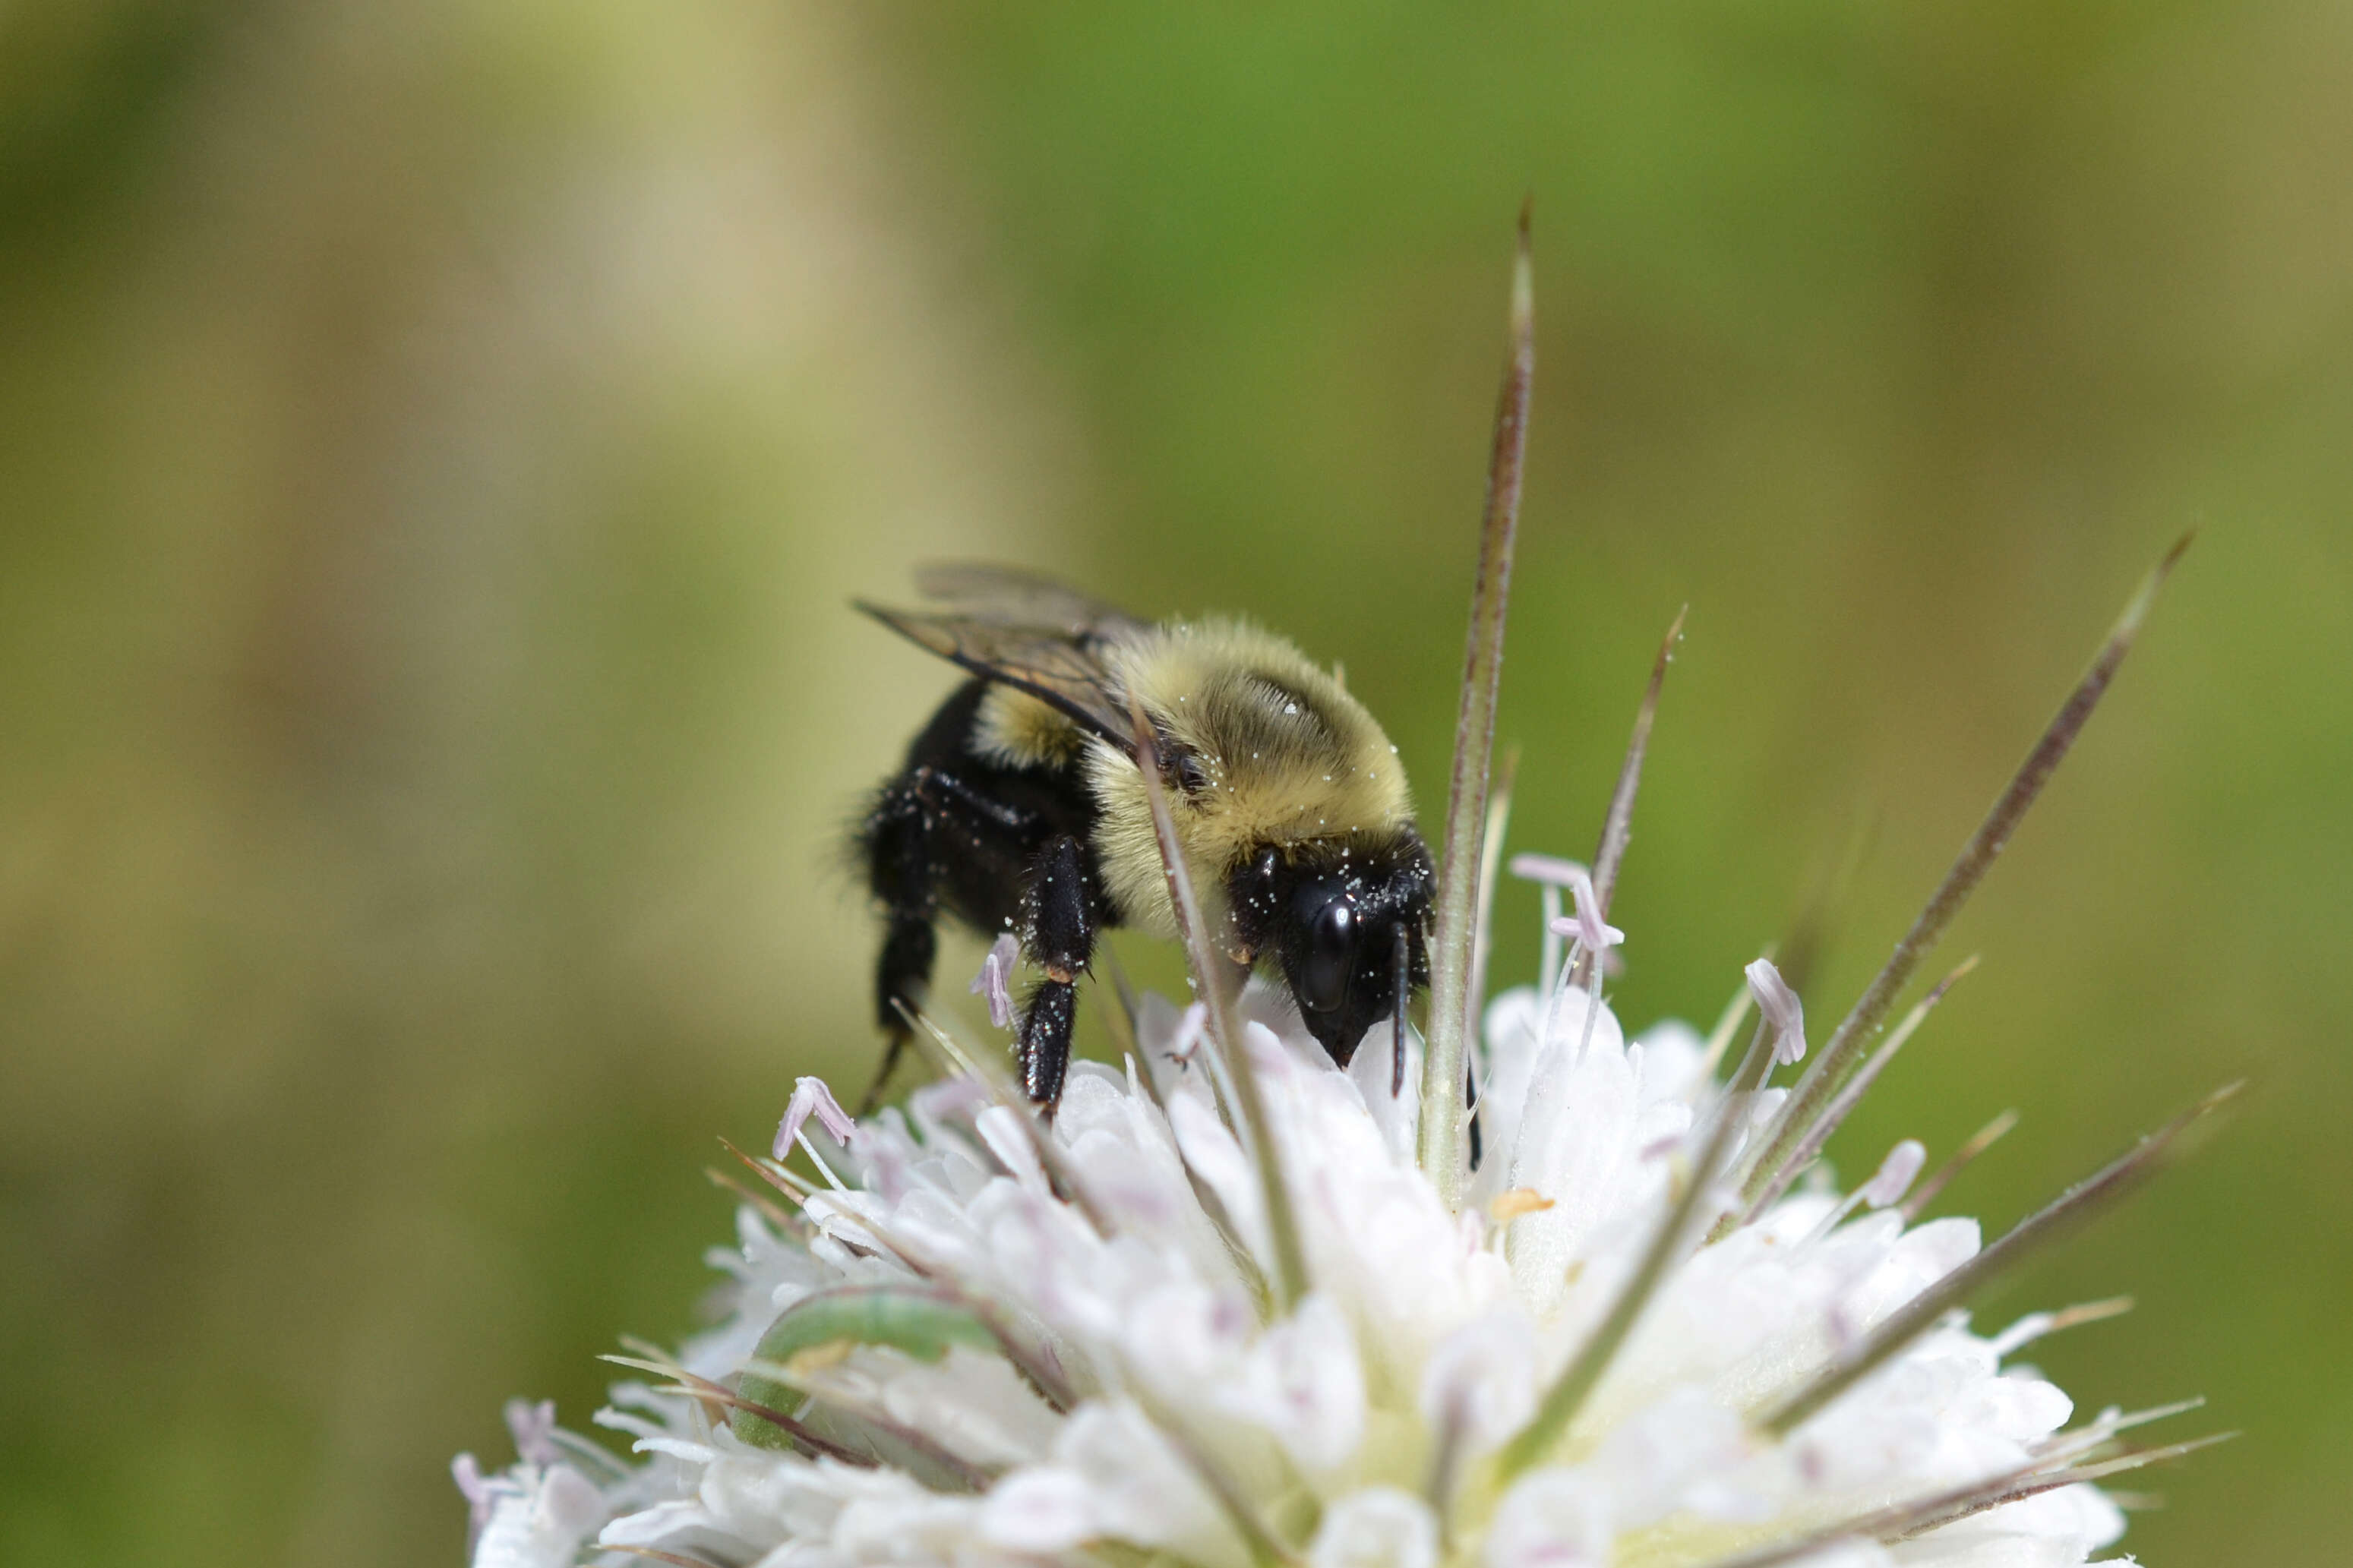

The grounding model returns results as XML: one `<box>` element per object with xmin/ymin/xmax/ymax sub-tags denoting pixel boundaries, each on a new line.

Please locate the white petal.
<box><xmin>1342</xmin><ymin>1015</ymin><xmax>1422</xmax><ymax>1163</ymax></box>
<box><xmin>1503</xmin><ymin>989</ymin><xmax>1644</xmax><ymax>1316</ymax></box>
<box><xmin>1055</xmin><ymin>1400</ymin><xmax>1250</xmax><ymax>1568</ymax></box>
<box><xmin>469</xmin><ymin>1465</ymin><xmax>606</xmax><ymax>1568</ymax></box>
<box><xmin>974</xmin><ymin>1104</ymin><xmax>1049</xmax><ymax>1192</ymax></box>
<box><xmin>1486</xmin><ymin>1470</ymin><xmax>1610</xmax><ymax>1568</ymax></box>
<box><xmin>1309</xmin><ymin>1489</ymin><xmax>1439</xmax><ymax>1568</ymax></box>
<box><xmin>1167</xmin><ymin>1087</ymin><xmax>1269</xmax><ymax>1267</ymax></box>
<box><xmin>877</xmin><ymin>1346</ymin><xmax>1063</xmax><ymax>1466</ymax></box>
<box><xmin>1419</xmin><ymin>1309</ymin><xmax>1540</xmax><ymax>1456</ymax></box>
<box><xmin>1218</xmin><ymin>1292</ymin><xmax>1368</xmax><ymax>1475</ymax></box>
<box><xmin>1784</xmin><ymin>1544</ymin><xmax>1893</xmax><ymax>1567</ymax></box>
<box><xmin>977</xmin><ymin>1465</ymin><xmax>1098</xmax><ymax>1552</ymax></box>
<box><xmin>1471</xmin><ymin>986</ymin><xmax>1548</xmax><ymax>1204</ymax></box>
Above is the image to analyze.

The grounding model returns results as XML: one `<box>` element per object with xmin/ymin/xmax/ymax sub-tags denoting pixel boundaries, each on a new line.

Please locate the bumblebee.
<box><xmin>854</xmin><ymin>564</ymin><xmax>1433</xmax><ymax>1112</ymax></box>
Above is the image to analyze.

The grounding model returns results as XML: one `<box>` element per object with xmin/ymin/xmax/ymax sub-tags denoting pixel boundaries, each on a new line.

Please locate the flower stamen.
<box><xmin>970</xmin><ymin>932</ymin><xmax>1019</xmax><ymax>1030</ymax></box>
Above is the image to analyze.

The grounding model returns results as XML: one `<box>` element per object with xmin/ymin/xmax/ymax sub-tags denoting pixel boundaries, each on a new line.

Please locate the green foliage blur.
<box><xmin>3</xmin><ymin>4</ymin><xmax>2348</xmax><ymax>1563</ymax></box>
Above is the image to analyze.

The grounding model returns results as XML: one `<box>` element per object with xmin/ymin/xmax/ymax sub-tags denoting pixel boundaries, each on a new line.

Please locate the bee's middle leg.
<box><xmin>1018</xmin><ymin>833</ymin><xmax>1104</xmax><ymax>1113</ymax></box>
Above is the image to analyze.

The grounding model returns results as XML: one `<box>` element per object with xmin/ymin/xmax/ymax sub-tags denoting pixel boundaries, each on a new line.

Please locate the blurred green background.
<box><xmin>3</xmin><ymin>3</ymin><xmax>2348</xmax><ymax>1563</ymax></box>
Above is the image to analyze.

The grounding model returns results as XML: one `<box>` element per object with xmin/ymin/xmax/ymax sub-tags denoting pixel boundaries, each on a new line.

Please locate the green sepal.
<box><xmin>731</xmin><ymin>1287</ymin><xmax>996</xmax><ymax>1450</ymax></box>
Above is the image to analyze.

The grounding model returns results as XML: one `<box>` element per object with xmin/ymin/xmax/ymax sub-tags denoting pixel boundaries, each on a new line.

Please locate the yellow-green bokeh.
<box><xmin>3</xmin><ymin>5</ymin><xmax>2347</xmax><ymax>1563</ymax></box>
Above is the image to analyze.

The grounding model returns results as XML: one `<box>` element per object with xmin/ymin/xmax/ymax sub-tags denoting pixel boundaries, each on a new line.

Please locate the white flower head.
<box><xmin>457</xmin><ymin>910</ymin><xmax>2218</xmax><ymax>1568</ymax></box>
<box><xmin>458</xmin><ymin>262</ymin><xmax>2219</xmax><ymax>1568</ymax></box>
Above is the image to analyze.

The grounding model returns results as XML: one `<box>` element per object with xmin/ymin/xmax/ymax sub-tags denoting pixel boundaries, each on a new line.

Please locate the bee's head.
<box><xmin>1230</xmin><ymin>831</ymin><xmax>1433</xmax><ymax>1067</ymax></box>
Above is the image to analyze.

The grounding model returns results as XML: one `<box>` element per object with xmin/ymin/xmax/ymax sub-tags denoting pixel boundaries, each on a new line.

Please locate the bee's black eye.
<box><xmin>1175</xmin><ymin>753</ymin><xmax>1211</xmax><ymax>794</ymax></box>
<box><xmin>1301</xmin><ymin>899</ymin><xmax>1353</xmax><ymax>1014</ymax></box>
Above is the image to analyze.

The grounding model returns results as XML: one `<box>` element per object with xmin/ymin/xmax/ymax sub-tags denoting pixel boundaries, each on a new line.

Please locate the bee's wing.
<box><xmin>855</xmin><ymin>602</ymin><xmax>1144</xmax><ymax>755</ymax></box>
<box><xmin>908</xmin><ymin>562</ymin><xmax>1152</xmax><ymax>640</ymax></box>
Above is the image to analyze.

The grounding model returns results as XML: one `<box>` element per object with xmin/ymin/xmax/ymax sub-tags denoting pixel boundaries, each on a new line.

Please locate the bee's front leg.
<box><xmin>1018</xmin><ymin>833</ymin><xmax>1103</xmax><ymax>1115</ymax></box>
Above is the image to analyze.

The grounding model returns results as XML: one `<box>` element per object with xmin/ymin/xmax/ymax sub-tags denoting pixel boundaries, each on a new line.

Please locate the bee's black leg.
<box><xmin>864</xmin><ymin>918</ymin><xmax>936</xmax><ymax>1112</ymax></box>
<box><xmin>860</xmin><ymin>775</ymin><xmax>941</xmax><ymax>1112</ymax></box>
<box><xmin>859</xmin><ymin>748</ymin><xmax>1063</xmax><ymax>1112</ymax></box>
<box><xmin>1019</xmin><ymin>979</ymin><xmax>1077</xmax><ymax>1108</ymax></box>
<box><xmin>1467</xmin><ymin>1058</ymin><xmax>1484</xmax><ymax>1171</ymax></box>
<box><xmin>1018</xmin><ymin>833</ymin><xmax>1103</xmax><ymax>1114</ymax></box>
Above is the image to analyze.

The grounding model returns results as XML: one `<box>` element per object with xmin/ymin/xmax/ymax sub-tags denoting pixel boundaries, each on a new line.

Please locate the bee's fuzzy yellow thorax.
<box><xmin>972</xmin><ymin>683</ymin><xmax>1087</xmax><ymax>769</ymax></box>
<box><xmin>1088</xmin><ymin>619</ymin><xmax>1414</xmax><ymax>936</ymax></box>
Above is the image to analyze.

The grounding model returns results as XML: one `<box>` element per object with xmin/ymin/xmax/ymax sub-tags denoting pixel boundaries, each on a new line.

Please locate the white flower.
<box><xmin>450</xmin><ymin>227</ymin><xmax>2223</xmax><ymax>1568</ymax></box>
<box><xmin>456</xmin><ymin>899</ymin><xmax>2201</xmax><ymax>1568</ymax></box>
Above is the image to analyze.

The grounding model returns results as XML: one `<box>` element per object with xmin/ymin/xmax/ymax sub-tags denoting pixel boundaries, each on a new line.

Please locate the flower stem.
<box><xmin>1133</xmin><ymin>1390</ymin><xmax>1306</xmax><ymax>1568</ymax></box>
<box><xmin>1463</xmin><ymin>743</ymin><xmax>1520</xmax><ymax>1068</ymax></box>
<box><xmin>1735</xmin><ymin>535</ymin><xmax>2191</xmax><ymax>1223</ymax></box>
<box><xmin>1420</xmin><ymin>204</ymin><xmax>1536</xmax><ymax>1208</ymax></box>
<box><xmin>1688</xmin><ymin>1430</ymin><xmax>2234</xmax><ymax>1568</ymax></box>
<box><xmin>1127</xmin><ymin>694</ymin><xmax>1309</xmax><ymax>1311</ymax></box>
<box><xmin>1757</xmin><ymin>1080</ymin><xmax>2241</xmax><ymax>1436</ymax></box>
<box><xmin>1726</xmin><ymin>955</ymin><xmax>1978</xmax><ymax>1204</ymax></box>
<box><xmin>1570</xmin><ymin>607</ymin><xmax>1685</xmax><ymax>989</ymax></box>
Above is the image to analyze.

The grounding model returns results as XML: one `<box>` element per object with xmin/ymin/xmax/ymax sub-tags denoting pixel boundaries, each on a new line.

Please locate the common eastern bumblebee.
<box><xmin>854</xmin><ymin>564</ymin><xmax>1433</xmax><ymax>1112</ymax></box>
